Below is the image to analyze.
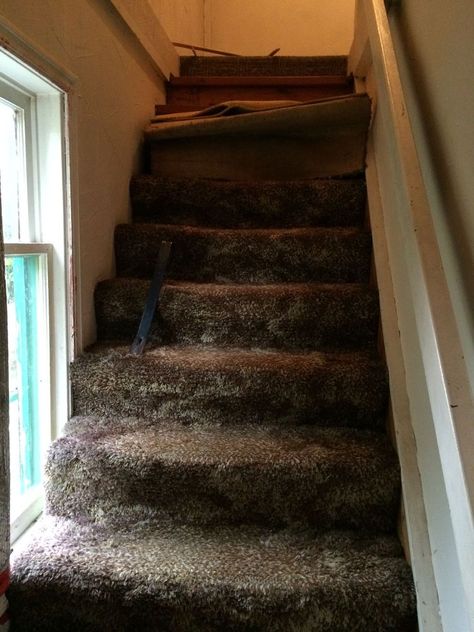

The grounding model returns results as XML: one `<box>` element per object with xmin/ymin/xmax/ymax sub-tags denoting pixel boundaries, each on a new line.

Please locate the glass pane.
<box><xmin>6</xmin><ymin>254</ymin><xmax>45</xmax><ymax>519</ymax></box>
<box><xmin>0</xmin><ymin>99</ymin><xmax>28</xmax><ymax>242</ymax></box>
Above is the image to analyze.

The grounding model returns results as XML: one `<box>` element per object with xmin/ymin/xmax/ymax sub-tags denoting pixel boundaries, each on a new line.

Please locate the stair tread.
<box><xmin>118</xmin><ymin>223</ymin><xmax>369</xmax><ymax>237</ymax></box>
<box><xmin>97</xmin><ymin>278</ymin><xmax>378</xmax><ymax>301</ymax></box>
<box><xmin>130</xmin><ymin>174</ymin><xmax>366</xmax><ymax>228</ymax></box>
<box><xmin>11</xmin><ymin>516</ymin><xmax>416</xmax><ymax>631</ymax></box>
<box><xmin>71</xmin><ymin>344</ymin><xmax>387</xmax><ymax>428</ymax></box>
<box><xmin>104</xmin><ymin>278</ymin><xmax>375</xmax><ymax>292</ymax></box>
<box><xmin>48</xmin><ymin>416</ymin><xmax>399</xmax><ymax>530</ymax></box>
<box><xmin>80</xmin><ymin>341</ymin><xmax>383</xmax><ymax>366</ymax></box>
<box><xmin>95</xmin><ymin>278</ymin><xmax>379</xmax><ymax>350</ymax></box>
<box><xmin>60</xmin><ymin>415</ymin><xmax>397</xmax><ymax>472</ymax></box>
<box><xmin>115</xmin><ymin>223</ymin><xmax>371</xmax><ymax>283</ymax></box>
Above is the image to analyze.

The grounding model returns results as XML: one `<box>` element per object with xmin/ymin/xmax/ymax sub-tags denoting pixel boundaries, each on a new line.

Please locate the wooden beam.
<box><xmin>109</xmin><ymin>0</ymin><xmax>179</xmax><ymax>80</ymax></box>
<box><xmin>348</xmin><ymin>0</ymin><xmax>372</xmax><ymax>79</ymax></box>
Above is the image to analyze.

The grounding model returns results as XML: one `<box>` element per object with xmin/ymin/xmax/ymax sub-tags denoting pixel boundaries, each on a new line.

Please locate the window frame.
<box><xmin>0</xmin><ymin>48</ymin><xmax>72</xmax><ymax>542</ymax></box>
<box><xmin>5</xmin><ymin>244</ymin><xmax>53</xmax><ymax>531</ymax></box>
<box><xmin>0</xmin><ymin>80</ymin><xmax>38</xmax><ymax>243</ymax></box>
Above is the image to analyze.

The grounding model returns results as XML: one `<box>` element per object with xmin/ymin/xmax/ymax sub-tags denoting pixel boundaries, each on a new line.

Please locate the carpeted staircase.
<box><xmin>9</xmin><ymin>57</ymin><xmax>417</xmax><ymax>630</ymax></box>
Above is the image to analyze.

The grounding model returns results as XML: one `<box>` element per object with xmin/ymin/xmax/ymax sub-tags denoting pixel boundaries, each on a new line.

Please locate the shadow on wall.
<box><xmin>390</xmin><ymin>5</ymin><xmax>474</xmax><ymax>321</ymax></box>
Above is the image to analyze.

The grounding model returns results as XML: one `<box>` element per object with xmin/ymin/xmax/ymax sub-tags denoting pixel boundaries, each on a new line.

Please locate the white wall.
<box><xmin>207</xmin><ymin>0</ymin><xmax>355</xmax><ymax>56</ymax></box>
<box><xmin>152</xmin><ymin>0</ymin><xmax>355</xmax><ymax>56</ymax></box>
<box><xmin>389</xmin><ymin>1</ymin><xmax>474</xmax><ymax>392</ymax></box>
<box><xmin>349</xmin><ymin>1</ymin><xmax>474</xmax><ymax>627</ymax></box>
<box><xmin>386</xmin><ymin>5</ymin><xmax>474</xmax><ymax>627</ymax></box>
<box><xmin>151</xmin><ymin>0</ymin><xmax>205</xmax><ymax>48</ymax></box>
<box><xmin>0</xmin><ymin>0</ymin><xmax>166</xmax><ymax>348</ymax></box>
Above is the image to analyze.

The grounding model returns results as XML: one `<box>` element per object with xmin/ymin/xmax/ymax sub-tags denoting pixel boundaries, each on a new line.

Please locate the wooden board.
<box><xmin>166</xmin><ymin>76</ymin><xmax>354</xmax><ymax>111</ymax></box>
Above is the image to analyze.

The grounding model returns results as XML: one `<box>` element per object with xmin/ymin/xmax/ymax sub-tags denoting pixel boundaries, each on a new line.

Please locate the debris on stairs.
<box><xmin>9</xmin><ymin>56</ymin><xmax>417</xmax><ymax>631</ymax></box>
<box><xmin>158</xmin><ymin>55</ymin><xmax>354</xmax><ymax>115</ymax></box>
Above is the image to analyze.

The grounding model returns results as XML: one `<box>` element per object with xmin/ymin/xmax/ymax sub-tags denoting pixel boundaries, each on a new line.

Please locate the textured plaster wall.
<box><xmin>150</xmin><ymin>0</ymin><xmax>205</xmax><ymax>48</ymax></box>
<box><xmin>0</xmin><ymin>0</ymin><xmax>166</xmax><ymax>348</ymax></box>
<box><xmin>207</xmin><ymin>0</ymin><xmax>355</xmax><ymax>56</ymax></box>
<box><xmin>389</xmin><ymin>1</ymin><xmax>474</xmax><ymax>390</ymax></box>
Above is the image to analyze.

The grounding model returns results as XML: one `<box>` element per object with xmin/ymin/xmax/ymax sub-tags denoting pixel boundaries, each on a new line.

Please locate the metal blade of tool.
<box><xmin>130</xmin><ymin>240</ymin><xmax>172</xmax><ymax>355</ymax></box>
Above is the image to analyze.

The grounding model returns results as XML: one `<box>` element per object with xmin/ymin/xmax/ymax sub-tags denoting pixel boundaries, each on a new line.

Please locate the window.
<box><xmin>0</xmin><ymin>50</ymin><xmax>71</xmax><ymax>541</ymax></box>
<box><xmin>6</xmin><ymin>249</ymin><xmax>50</xmax><ymax>531</ymax></box>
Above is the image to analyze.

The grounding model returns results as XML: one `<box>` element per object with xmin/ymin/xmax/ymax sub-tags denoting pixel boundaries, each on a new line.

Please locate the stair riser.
<box><xmin>130</xmin><ymin>175</ymin><xmax>366</xmax><ymax>228</ymax></box>
<box><xmin>71</xmin><ymin>350</ymin><xmax>388</xmax><ymax>428</ymax></box>
<box><xmin>179</xmin><ymin>56</ymin><xmax>349</xmax><ymax>77</ymax></box>
<box><xmin>149</xmin><ymin>134</ymin><xmax>368</xmax><ymax>180</ymax></box>
<box><xmin>9</xmin><ymin>580</ymin><xmax>417</xmax><ymax>632</ymax></box>
<box><xmin>95</xmin><ymin>280</ymin><xmax>379</xmax><ymax>350</ymax></box>
<box><xmin>115</xmin><ymin>225</ymin><xmax>372</xmax><ymax>283</ymax></box>
<box><xmin>46</xmin><ymin>433</ymin><xmax>400</xmax><ymax>531</ymax></box>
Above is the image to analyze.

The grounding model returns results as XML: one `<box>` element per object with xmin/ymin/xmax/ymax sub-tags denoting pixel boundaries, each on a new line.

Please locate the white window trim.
<box><xmin>0</xmin><ymin>84</ymin><xmax>34</xmax><ymax>241</ymax></box>
<box><xmin>0</xmin><ymin>13</ymin><xmax>81</xmax><ymax>356</ymax></box>
<box><xmin>4</xmin><ymin>245</ymin><xmax>52</xmax><ymax>542</ymax></box>
<box><xmin>0</xmin><ymin>32</ymin><xmax>77</xmax><ymax>540</ymax></box>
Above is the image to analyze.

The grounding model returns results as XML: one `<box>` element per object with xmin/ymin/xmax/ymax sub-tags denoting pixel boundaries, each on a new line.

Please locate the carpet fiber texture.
<box><xmin>115</xmin><ymin>224</ymin><xmax>372</xmax><ymax>283</ymax></box>
<box><xmin>46</xmin><ymin>418</ymin><xmax>400</xmax><ymax>531</ymax></box>
<box><xmin>71</xmin><ymin>344</ymin><xmax>388</xmax><ymax>428</ymax></box>
<box><xmin>11</xmin><ymin>517</ymin><xmax>415</xmax><ymax>632</ymax></box>
<box><xmin>130</xmin><ymin>175</ymin><xmax>367</xmax><ymax>228</ymax></box>
<box><xmin>179</xmin><ymin>55</ymin><xmax>348</xmax><ymax>77</ymax></box>
<box><xmin>9</xmin><ymin>91</ymin><xmax>416</xmax><ymax>630</ymax></box>
<box><xmin>95</xmin><ymin>279</ymin><xmax>379</xmax><ymax>350</ymax></box>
